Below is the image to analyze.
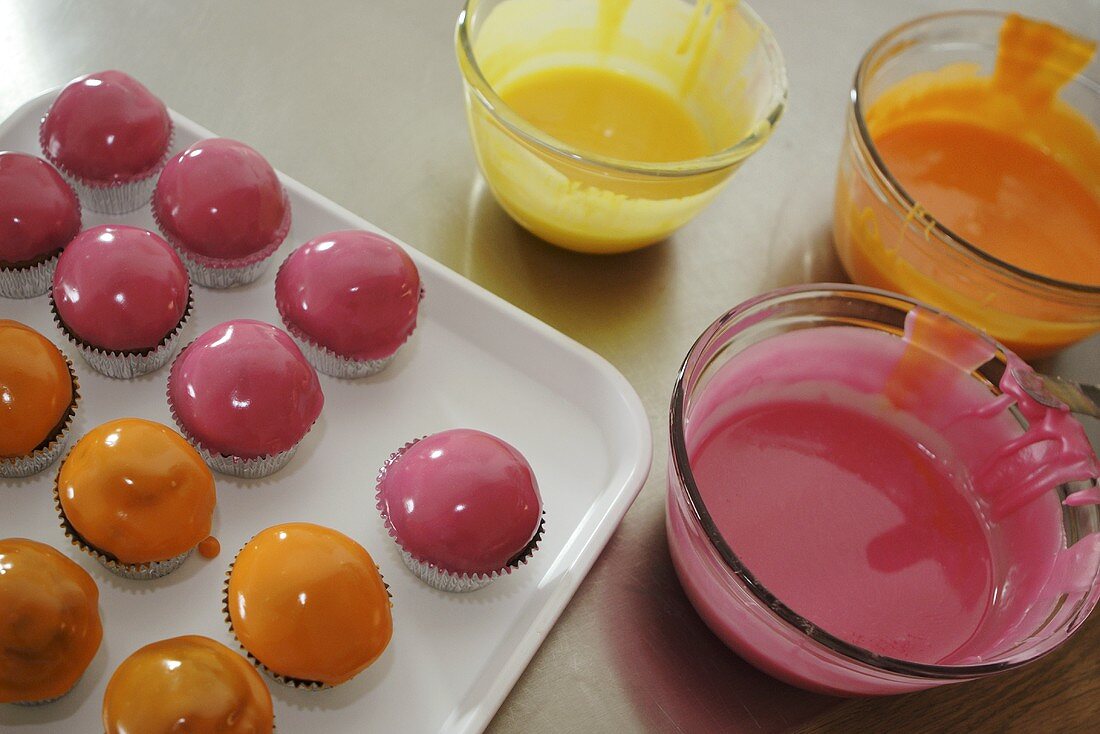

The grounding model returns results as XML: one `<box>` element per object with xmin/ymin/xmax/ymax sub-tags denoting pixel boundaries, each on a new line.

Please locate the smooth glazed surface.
<box><xmin>57</xmin><ymin>418</ymin><xmax>215</xmax><ymax>565</ymax></box>
<box><xmin>275</xmin><ymin>230</ymin><xmax>421</xmax><ymax>360</ymax></box>
<box><xmin>153</xmin><ymin>138</ymin><xmax>289</xmax><ymax>263</ymax></box>
<box><xmin>0</xmin><ymin>151</ymin><xmax>81</xmax><ymax>265</ymax></box>
<box><xmin>52</xmin><ymin>225</ymin><xmax>189</xmax><ymax>352</ymax></box>
<box><xmin>673</xmin><ymin>311</ymin><xmax>1099</xmax><ymax>690</ymax></box>
<box><xmin>0</xmin><ymin>538</ymin><xmax>102</xmax><ymax>704</ymax></box>
<box><xmin>378</xmin><ymin>429</ymin><xmax>543</xmax><ymax>575</ymax></box>
<box><xmin>168</xmin><ymin>319</ymin><xmax>324</xmax><ymax>458</ymax></box>
<box><xmin>102</xmin><ymin>635</ymin><xmax>274</xmax><ymax>733</ymax></box>
<box><xmin>40</xmin><ymin>70</ymin><xmax>170</xmax><ymax>182</ymax></box>
<box><xmin>227</xmin><ymin>523</ymin><xmax>393</xmax><ymax>686</ymax></box>
<box><xmin>0</xmin><ymin>320</ymin><xmax>72</xmax><ymax>458</ymax></box>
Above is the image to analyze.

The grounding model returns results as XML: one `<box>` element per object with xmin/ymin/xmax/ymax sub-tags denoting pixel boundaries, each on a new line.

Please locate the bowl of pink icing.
<box><xmin>667</xmin><ymin>284</ymin><xmax>1100</xmax><ymax>695</ymax></box>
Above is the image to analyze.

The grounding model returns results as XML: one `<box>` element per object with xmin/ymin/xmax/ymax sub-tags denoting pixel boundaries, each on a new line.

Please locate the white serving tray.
<box><xmin>0</xmin><ymin>90</ymin><xmax>651</xmax><ymax>734</ymax></box>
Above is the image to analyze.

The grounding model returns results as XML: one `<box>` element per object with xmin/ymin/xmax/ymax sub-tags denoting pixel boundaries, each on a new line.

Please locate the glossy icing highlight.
<box><xmin>0</xmin><ymin>152</ymin><xmax>81</xmax><ymax>265</ymax></box>
<box><xmin>275</xmin><ymin>230</ymin><xmax>421</xmax><ymax>361</ymax></box>
<box><xmin>0</xmin><ymin>320</ymin><xmax>73</xmax><ymax>458</ymax></box>
<box><xmin>52</xmin><ymin>225</ymin><xmax>190</xmax><ymax>352</ymax></box>
<box><xmin>0</xmin><ymin>538</ymin><xmax>102</xmax><ymax>704</ymax></box>
<box><xmin>168</xmin><ymin>320</ymin><xmax>324</xmax><ymax>459</ymax></box>
<box><xmin>103</xmin><ymin>635</ymin><xmax>274</xmax><ymax>733</ymax></box>
<box><xmin>57</xmin><ymin>418</ymin><xmax>216</xmax><ymax>565</ymax></box>
<box><xmin>227</xmin><ymin>523</ymin><xmax>393</xmax><ymax>686</ymax></box>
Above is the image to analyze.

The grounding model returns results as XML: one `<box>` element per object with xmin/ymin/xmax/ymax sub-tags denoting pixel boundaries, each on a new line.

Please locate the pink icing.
<box><xmin>52</xmin><ymin>225</ymin><xmax>188</xmax><ymax>351</ymax></box>
<box><xmin>669</xmin><ymin>310</ymin><xmax>1100</xmax><ymax>693</ymax></box>
<box><xmin>0</xmin><ymin>152</ymin><xmax>81</xmax><ymax>264</ymax></box>
<box><xmin>274</xmin><ymin>230</ymin><xmax>421</xmax><ymax>360</ymax></box>
<box><xmin>152</xmin><ymin>138</ymin><xmax>289</xmax><ymax>262</ymax></box>
<box><xmin>168</xmin><ymin>320</ymin><xmax>324</xmax><ymax>458</ymax></box>
<box><xmin>40</xmin><ymin>70</ymin><xmax>171</xmax><ymax>182</ymax></box>
<box><xmin>378</xmin><ymin>429</ymin><xmax>542</xmax><ymax>575</ymax></box>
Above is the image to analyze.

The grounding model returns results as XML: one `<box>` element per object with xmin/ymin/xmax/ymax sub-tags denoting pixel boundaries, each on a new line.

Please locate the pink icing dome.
<box><xmin>0</xmin><ymin>152</ymin><xmax>81</xmax><ymax>265</ymax></box>
<box><xmin>40</xmin><ymin>70</ymin><xmax>172</xmax><ymax>183</ymax></box>
<box><xmin>274</xmin><ymin>230</ymin><xmax>421</xmax><ymax>361</ymax></box>
<box><xmin>377</xmin><ymin>429</ymin><xmax>543</xmax><ymax>575</ymax></box>
<box><xmin>168</xmin><ymin>320</ymin><xmax>324</xmax><ymax>459</ymax></box>
<box><xmin>152</xmin><ymin>138</ymin><xmax>290</xmax><ymax>264</ymax></box>
<box><xmin>51</xmin><ymin>225</ymin><xmax>189</xmax><ymax>352</ymax></box>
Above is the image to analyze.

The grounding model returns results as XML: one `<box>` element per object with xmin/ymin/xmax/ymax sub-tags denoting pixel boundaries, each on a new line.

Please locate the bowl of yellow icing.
<box><xmin>456</xmin><ymin>0</ymin><xmax>787</xmax><ymax>254</ymax></box>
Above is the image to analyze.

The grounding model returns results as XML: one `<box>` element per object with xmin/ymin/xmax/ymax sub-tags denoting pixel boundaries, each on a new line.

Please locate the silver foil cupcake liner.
<box><xmin>53</xmin><ymin>477</ymin><xmax>194</xmax><ymax>580</ymax></box>
<box><xmin>0</xmin><ymin>253</ymin><xmax>59</xmax><ymax>299</ymax></box>
<box><xmin>154</xmin><ymin>187</ymin><xmax>291</xmax><ymax>289</ymax></box>
<box><xmin>287</xmin><ymin>332</ymin><xmax>395</xmax><ymax>379</ymax></box>
<box><xmin>192</xmin><ymin>442</ymin><xmax>298</xmax><ymax>478</ymax></box>
<box><xmin>0</xmin><ymin>358</ymin><xmax>79</xmax><ymax>479</ymax></box>
<box><xmin>376</xmin><ymin>437</ymin><xmax>545</xmax><ymax>593</ymax></box>
<box><xmin>50</xmin><ymin>289</ymin><xmax>193</xmax><ymax>380</ymax></box>
<box><xmin>11</xmin><ymin>691</ymin><xmax>68</xmax><ymax>706</ymax></box>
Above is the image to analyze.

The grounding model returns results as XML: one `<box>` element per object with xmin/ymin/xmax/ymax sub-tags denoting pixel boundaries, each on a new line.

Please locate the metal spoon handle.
<box><xmin>1013</xmin><ymin>368</ymin><xmax>1100</xmax><ymax>419</ymax></box>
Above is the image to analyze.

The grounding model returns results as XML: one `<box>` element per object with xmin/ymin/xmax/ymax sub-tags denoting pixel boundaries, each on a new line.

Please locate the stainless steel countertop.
<box><xmin>3</xmin><ymin>1</ymin><xmax>1099</xmax><ymax>731</ymax></box>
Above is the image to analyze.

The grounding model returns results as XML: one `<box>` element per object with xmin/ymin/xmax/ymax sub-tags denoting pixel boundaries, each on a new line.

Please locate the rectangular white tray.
<box><xmin>0</xmin><ymin>90</ymin><xmax>651</xmax><ymax>734</ymax></box>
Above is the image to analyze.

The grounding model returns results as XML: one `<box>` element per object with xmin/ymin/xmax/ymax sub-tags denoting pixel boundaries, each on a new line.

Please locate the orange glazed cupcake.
<box><xmin>0</xmin><ymin>320</ymin><xmax>79</xmax><ymax>478</ymax></box>
<box><xmin>103</xmin><ymin>636</ymin><xmax>274</xmax><ymax>733</ymax></box>
<box><xmin>225</xmin><ymin>523</ymin><xmax>392</xmax><ymax>689</ymax></box>
<box><xmin>0</xmin><ymin>538</ymin><xmax>103</xmax><ymax>705</ymax></box>
<box><xmin>56</xmin><ymin>418</ymin><xmax>216</xmax><ymax>579</ymax></box>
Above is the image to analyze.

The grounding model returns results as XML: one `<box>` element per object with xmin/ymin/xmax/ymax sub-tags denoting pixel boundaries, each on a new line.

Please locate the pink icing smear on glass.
<box><xmin>684</xmin><ymin>309</ymin><xmax>1099</xmax><ymax>665</ymax></box>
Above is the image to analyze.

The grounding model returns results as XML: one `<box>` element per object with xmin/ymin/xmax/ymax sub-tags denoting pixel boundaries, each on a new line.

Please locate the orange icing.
<box><xmin>835</xmin><ymin>15</ymin><xmax>1100</xmax><ymax>356</ymax></box>
<box><xmin>57</xmin><ymin>418</ymin><xmax>216</xmax><ymax>565</ymax></box>
<box><xmin>103</xmin><ymin>635</ymin><xmax>273</xmax><ymax>733</ymax></box>
<box><xmin>0</xmin><ymin>538</ymin><xmax>102</xmax><ymax>704</ymax></box>
<box><xmin>227</xmin><ymin>523</ymin><xmax>392</xmax><ymax>686</ymax></box>
<box><xmin>0</xmin><ymin>320</ymin><xmax>72</xmax><ymax>458</ymax></box>
<box><xmin>198</xmin><ymin>536</ymin><xmax>221</xmax><ymax>559</ymax></box>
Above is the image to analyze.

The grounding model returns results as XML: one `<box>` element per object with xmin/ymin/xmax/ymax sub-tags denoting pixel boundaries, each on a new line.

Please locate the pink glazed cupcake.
<box><xmin>376</xmin><ymin>429</ymin><xmax>544</xmax><ymax>592</ymax></box>
<box><xmin>40</xmin><ymin>71</ymin><xmax>172</xmax><ymax>215</ymax></box>
<box><xmin>153</xmin><ymin>139</ymin><xmax>291</xmax><ymax>289</ymax></box>
<box><xmin>0</xmin><ymin>152</ymin><xmax>81</xmax><ymax>298</ymax></box>
<box><xmin>274</xmin><ymin>230</ymin><xmax>422</xmax><ymax>378</ymax></box>
<box><xmin>167</xmin><ymin>320</ymin><xmax>323</xmax><ymax>477</ymax></box>
<box><xmin>50</xmin><ymin>225</ymin><xmax>192</xmax><ymax>379</ymax></box>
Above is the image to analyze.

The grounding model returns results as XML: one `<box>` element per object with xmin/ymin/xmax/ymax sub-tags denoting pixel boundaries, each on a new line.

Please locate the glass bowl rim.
<box><xmin>455</xmin><ymin>0</ymin><xmax>789</xmax><ymax>178</ymax></box>
<box><xmin>668</xmin><ymin>282</ymin><xmax>1099</xmax><ymax>679</ymax></box>
<box><xmin>851</xmin><ymin>9</ymin><xmax>1100</xmax><ymax>297</ymax></box>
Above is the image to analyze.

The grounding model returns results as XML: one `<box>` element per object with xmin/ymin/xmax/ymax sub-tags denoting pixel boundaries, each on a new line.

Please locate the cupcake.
<box><xmin>39</xmin><ymin>70</ymin><xmax>172</xmax><ymax>215</ymax></box>
<box><xmin>50</xmin><ymin>225</ymin><xmax>192</xmax><ymax>379</ymax></box>
<box><xmin>0</xmin><ymin>152</ymin><xmax>81</xmax><ymax>298</ymax></box>
<box><xmin>167</xmin><ymin>320</ymin><xmax>324</xmax><ymax>477</ymax></box>
<box><xmin>0</xmin><ymin>320</ymin><xmax>79</xmax><ymax>478</ymax></box>
<box><xmin>152</xmin><ymin>138</ymin><xmax>291</xmax><ymax>288</ymax></box>
<box><xmin>376</xmin><ymin>429</ymin><xmax>544</xmax><ymax>592</ymax></box>
<box><xmin>0</xmin><ymin>538</ymin><xmax>103</xmax><ymax>705</ymax></box>
<box><xmin>225</xmin><ymin>523</ymin><xmax>393</xmax><ymax>689</ymax></box>
<box><xmin>55</xmin><ymin>418</ymin><xmax>216</xmax><ymax>580</ymax></box>
<box><xmin>275</xmin><ymin>230</ymin><xmax>422</xmax><ymax>378</ymax></box>
<box><xmin>103</xmin><ymin>636</ymin><xmax>274</xmax><ymax>732</ymax></box>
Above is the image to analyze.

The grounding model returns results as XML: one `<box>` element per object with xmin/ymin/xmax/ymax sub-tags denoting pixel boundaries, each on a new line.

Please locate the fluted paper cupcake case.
<box><xmin>221</xmin><ymin>554</ymin><xmax>393</xmax><ymax>691</ymax></box>
<box><xmin>153</xmin><ymin>188</ymin><xmax>292</xmax><ymax>289</ymax></box>
<box><xmin>53</xmin><ymin>475</ymin><xmax>193</xmax><ymax>580</ymax></box>
<box><xmin>40</xmin><ymin>122</ymin><xmax>174</xmax><ymax>216</ymax></box>
<box><xmin>376</xmin><ymin>437</ymin><xmax>546</xmax><ymax>593</ymax></box>
<box><xmin>0</xmin><ymin>359</ymin><xmax>79</xmax><ymax>479</ymax></box>
<box><xmin>0</xmin><ymin>252</ymin><xmax>60</xmax><ymax>299</ymax></box>
<box><xmin>50</xmin><ymin>289</ymin><xmax>193</xmax><ymax>380</ymax></box>
<box><xmin>11</xmin><ymin>689</ymin><xmax>71</xmax><ymax>706</ymax></box>
<box><xmin>164</xmin><ymin>359</ymin><xmax>307</xmax><ymax>478</ymax></box>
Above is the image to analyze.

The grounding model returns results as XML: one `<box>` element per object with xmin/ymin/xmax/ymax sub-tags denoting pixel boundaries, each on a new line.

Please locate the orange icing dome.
<box><xmin>227</xmin><ymin>523</ymin><xmax>392</xmax><ymax>686</ymax></box>
<box><xmin>58</xmin><ymin>418</ymin><xmax>216</xmax><ymax>565</ymax></box>
<box><xmin>0</xmin><ymin>538</ymin><xmax>102</xmax><ymax>704</ymax></box>
<box><xmin>0</xmin><ymin>320</ymin><xmax>73</xmax><ymax>458</ymax></box>
<box><xmin>103</xmin><ymin>635</ymin><xmax>274</xmax><ymax>733</ymax></box>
